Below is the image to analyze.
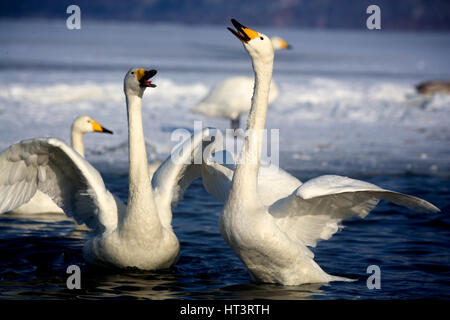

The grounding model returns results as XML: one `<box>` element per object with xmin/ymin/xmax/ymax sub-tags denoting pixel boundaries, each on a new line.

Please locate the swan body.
<box><xmin>219</xmin><ymin>19</ymin><xmax>440</xmax><ymax>285</ymax></box>
<box><xmin>192</xmin><ymin>36</ymin><xmax>290</xmax><ymax>129</ymax></box>
<box><xmin>9</xmin><ymin>191</ymin><xmax>64</xmax><ymax>215</ymax></box>
<box><xmin>0</xmin><ymin>68</ymin><xmax>216</xmax><ymax>270</ymax></box>
<box><xmin>192</xmin><ymin>76</ymin><xmax>279</xmax><ymax>129</ymax></box>
<box><xmin>9</xmin><ymin>116</ymin><xmax>112</xmax><ymax>215</ymax></box>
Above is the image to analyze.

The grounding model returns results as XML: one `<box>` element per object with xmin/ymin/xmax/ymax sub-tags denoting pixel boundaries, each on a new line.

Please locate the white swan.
<box><xmin>9</xmin><ymin>115</ymin><xmax>113</xmax><ymax>215</ymax></box>
<box><xmin>0</xmin><ymin>68</ymin><xmax>215</xmax><ymax>270</ymax></box>
<box><xmin>192</xmin><ymin>36</ymin><xmax>291</xmax><ymax>130</ymax></box>
<box><xmin>192</xmin><ymin>77</ymin><xmax>279</xmax><ymax>130</ymax></box>
<box><xmin>70</xmin><ymin>115</ymin><xmax>113</xmax><ymax>158</ymax></box>
<box><xmin>270</xmin><ymin>36</ymin><xmax>292</xmax><ymax>50</ymax></box>
<box><xmin>217</xmin><ymin>19</ymin><xmax>440</xmax><ymax>285</ymax></box>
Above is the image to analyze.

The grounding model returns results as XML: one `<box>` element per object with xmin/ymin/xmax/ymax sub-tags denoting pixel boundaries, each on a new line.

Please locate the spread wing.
<box><xmin>201</xmin><ymin>149</ymin><xmax>235</xmax><ymax>203</ymax></box>
<box><xmin>0</xmin><ymin>138</ymin><xmax>123</xmax><ymax>233</ymax></box>
<box><xmin>200</xmin><ymin>139</ymin><xmax>302</xmax><ymax>206</ymax></box>
<box><xmin>269</xmin><ymin>175</ymin><xmax>440</xmax><ymax>248</ymax></box>
<box><xmin>151</xmin><ymin>127</ymin><xmax>220</xmax><ymax>227</ymax></box>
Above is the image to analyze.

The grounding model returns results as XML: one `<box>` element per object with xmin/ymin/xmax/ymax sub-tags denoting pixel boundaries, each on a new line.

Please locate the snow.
<box><xmin>0</xmin><ymin>19</ymin><xmax>449</xmax><ymax>176</ymax></box>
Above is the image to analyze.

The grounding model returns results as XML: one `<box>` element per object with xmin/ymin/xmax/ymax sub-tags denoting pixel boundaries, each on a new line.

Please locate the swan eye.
<box><xmin>131</xmin><ymin>72</ymin><xmax>135</xmax><ymax>75</ymax></box>
<box><xmin>260</xmin><ymin>37</ymin><xmax>264</xmax><ymax>40</ymax></box>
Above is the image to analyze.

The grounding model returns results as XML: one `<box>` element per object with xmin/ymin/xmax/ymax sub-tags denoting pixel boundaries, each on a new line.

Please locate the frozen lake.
<box><xmin>0</xmin><ymin>19</ymin><xmax>449</xmax><ymax>176</ymax></box>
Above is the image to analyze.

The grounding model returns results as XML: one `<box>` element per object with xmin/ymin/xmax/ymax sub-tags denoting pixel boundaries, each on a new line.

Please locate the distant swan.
<box><xmin>0</xmin><ymin>68</ymin><xmax>215</xmax><ymax>270</ymax></box>
<box><xmin>416</xmin><ymin>81</ymin><xmax>450</xmax><ymax>98</ymax></box>
<box><xmin>192</xmin><ymin>36</ymin><xmax>291</xmax><ymax>130</ymax></box>
<box><xmin>9</xmin><ymin>115</ymin><xmax>112</xmax><ymax>215</ymax></box>
<box><xmin>217</xmin><ymin>19</ymin><xmax>440</xmax><ymax>285</ymax></box>
<box><xmin>270</xmin><ymin>36</ymin><xmax>292</xmax><ymax>50</ymax></box>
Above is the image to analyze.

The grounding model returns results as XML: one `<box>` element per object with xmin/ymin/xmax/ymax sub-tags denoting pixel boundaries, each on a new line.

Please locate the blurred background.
<box><xmin>0</xmin><ymin>0</ymin><xmax>449</xmax><ymax>176</ymax></box>
<box><xmin>2</xmin><ymin>0</ymin><xmax>450</xmax><ymax>30</ymax></box>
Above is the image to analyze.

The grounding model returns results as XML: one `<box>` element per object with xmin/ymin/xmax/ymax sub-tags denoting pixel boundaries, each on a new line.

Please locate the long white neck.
<box><xmin>71</xmin><ymin>129</ymin><xmax>85</xmax><ymax>157</ymax></box>
<box><xmin>228</xmin><ymin>56</ymin><xmax>273</xmax><ymax>203</ymax></box>
<box><xmin>122</xmin><ymin>93</ymin><xmax>162</xmax><ymax>236</ymax></box>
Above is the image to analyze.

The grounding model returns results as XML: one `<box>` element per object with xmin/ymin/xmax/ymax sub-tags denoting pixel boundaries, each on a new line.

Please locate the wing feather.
<box><xmin>269</xmin><ymin>175</ymin><xmax>440</xmax><ymax>248</ymax></box>
<box><xmin>0</xmin><ymin>138</ymin><xmax>121</xmax><ymax>233</ymax></box>
<box><xmin>152</xmin><ymin>128</ymin><xmax>219</xmax><ymax>227</ymax></box>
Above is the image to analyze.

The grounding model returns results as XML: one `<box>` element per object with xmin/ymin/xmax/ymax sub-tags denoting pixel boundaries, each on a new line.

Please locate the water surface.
<box><xmin>0</xmin><ymin>173</ymin><xmax>448</xmax><ymax>300</ymax></box>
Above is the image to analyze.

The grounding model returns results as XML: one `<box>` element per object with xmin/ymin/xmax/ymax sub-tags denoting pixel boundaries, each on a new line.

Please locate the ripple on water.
<box><xmin>0</xmin><ymin>175</ymin><xmax>449</xmax><ymax>299</ymax></box>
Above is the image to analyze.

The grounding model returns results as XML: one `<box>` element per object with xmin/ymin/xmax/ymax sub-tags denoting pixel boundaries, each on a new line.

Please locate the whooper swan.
<box><xmin>219</xmin><ymin>19</ymin><xmax>440</xmax><ymax>285</ymax></box>
<box><xmin>192</xmin><ymin>36</ymin><xmax>291</xmax><ymax>130</ymax></box>
<box><xmin>9</xmin><ymin>115</ymin><xmax>112</xmax><ymax>215</ymax></box>
<box><xmin>0</xmin><ymin>68</ymin><xmax>216</xmax><ymax>270</ymax></box>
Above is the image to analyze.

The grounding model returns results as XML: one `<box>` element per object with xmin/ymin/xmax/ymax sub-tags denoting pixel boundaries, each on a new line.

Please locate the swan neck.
<box><xmin>230</xmin><ymin>57</ymin><xmax>273</xmax><ymax>200</ymax></box>
<box><xmin>247</xmin><ymin>62</ymin><xmax>273</xmax><ymax>132</ymax></box>
<box><xmin>71</xmin><ymin>129</ymin><xmax>85</xmax><ymax>157</ymax></box>
<box><xmin>124</xmin><ymin>93</ymin><xmax>161</xmax><ymax>232</ymax></box>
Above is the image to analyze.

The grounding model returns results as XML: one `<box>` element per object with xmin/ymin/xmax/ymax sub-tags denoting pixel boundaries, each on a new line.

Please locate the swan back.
<box><xmin>193</xmin><ymin>76</ymin><xmax>279</xmax><ymax>120</ymax></box>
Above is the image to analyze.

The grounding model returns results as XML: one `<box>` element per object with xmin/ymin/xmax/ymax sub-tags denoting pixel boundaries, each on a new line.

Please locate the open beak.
<box><xmin>227</xmin><ymin>18</ymin><xmax>259</xmax><ymax>43</ymax></box>
<box><xmin>99</xmin><ymin>127</ymin><xmax>113</xmax><ymax>134</ymax></box>
<box><xmin>92</xmin><ymin>121</ymin><xmax>113</xmax><ymax>134</ymax></box>
<box><xmin>137</xmin><ymin>69</ymin><xmax>157</xmax><ymax>88</ymax></box>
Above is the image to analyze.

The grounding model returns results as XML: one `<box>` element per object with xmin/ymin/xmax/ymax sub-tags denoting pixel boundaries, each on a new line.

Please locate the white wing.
<box><xmin>269</xmin><ymin>175</ymin><xmax>440</xmax><ymax>248</ymax></box>
<box><xmin>0</xmin><ymin>138</ymin><xmax>123</xmax><ymax>233</ymax></box>
<box><xmin>151</xmin><ymin>128</ymin><xmax>219</xmax><ymax>227</ymax></box>
<box><xmin>201</xmin><ymin>151</ymin><xmax>234</xmax><ymax>203</ymax></box>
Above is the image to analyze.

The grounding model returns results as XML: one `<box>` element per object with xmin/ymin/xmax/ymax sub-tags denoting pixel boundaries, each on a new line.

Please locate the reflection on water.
<box><xmin>0</xmin><ymin>212</ymin><xmax>87</xmax><ymax>239</ymax></box>
<box><xmin>0</xmin><ymin>174</ymin><xmax>449</xmax><ymax>300</ymax></box>
<box><xmin>211</xmin><ymin>283</ymin><xmax>325</xmax><ymax>300</ymax></box>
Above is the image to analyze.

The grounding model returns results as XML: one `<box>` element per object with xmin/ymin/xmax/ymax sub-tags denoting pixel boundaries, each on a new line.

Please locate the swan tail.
<box><xmin>328</xmin><ymin>274</ymin><xmax>357</xmax><ymax>282</ymax></box>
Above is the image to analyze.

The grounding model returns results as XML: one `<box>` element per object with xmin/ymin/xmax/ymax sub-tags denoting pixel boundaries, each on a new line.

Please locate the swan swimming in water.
<box><xmin>9</xmin><ymin>115</ymin><xmax>113</xmax><ymax>215</ymax></box>
<box><xmin>192</xmin><ymin>36</ymin><xmax>291</xmax><ymax>130</ymax></box>
<box><xmin>0</xmin><ymin>68</ymin><xmax>216</xmax><ymax>270</ymax></box>
<box><xmin>216</xmin><ymin>19</ymin><xmax>440</xmax><ymax>285</ymax></box>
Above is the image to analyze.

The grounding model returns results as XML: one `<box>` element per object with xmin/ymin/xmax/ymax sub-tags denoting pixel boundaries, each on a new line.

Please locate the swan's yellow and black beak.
<box><xmin>91</xmin><ymin>121</ymin><xmax>113</xmax><ymax>134</ymax></box>
<box><xmin>136</xmin><ymin>69</ymin><xmax>157</xmax><ymax>88</ymax></box>
<box><xmin>228</xmin><ymin>19</ymin><xmax>259</xmax><ymax>43</ymax></box>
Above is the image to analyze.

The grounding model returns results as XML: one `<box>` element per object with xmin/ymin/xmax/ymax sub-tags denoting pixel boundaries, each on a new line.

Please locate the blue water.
<box><xmin>0</xmin><ymin>171</ymin><xmax>448</xmax><ymax>300</ymax></box>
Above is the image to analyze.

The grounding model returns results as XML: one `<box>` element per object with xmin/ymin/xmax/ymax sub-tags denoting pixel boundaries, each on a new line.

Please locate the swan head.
<box><xmin>271</xmin><ymin>36</ymin><xmax>291</xmax><ymax>50</ymax></box>
<box><xmin>124</xmin><ymin>68</ymin><xmax>157</xmax><ymax>97</ymax></box>
<box><xmin>72</xmin><ymin>115</ymin><xmax>113</xmax><ymax>135</ymax></box>
<box><xmin>228</xmin><ymin>19</ymin><xmax>274</xmax><ymax>65</ymax></box>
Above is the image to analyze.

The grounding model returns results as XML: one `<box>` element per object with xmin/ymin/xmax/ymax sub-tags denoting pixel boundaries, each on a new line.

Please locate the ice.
<box><xmin>0</xmin><ymin>19</ymin><xmax>449</xmax><ymax>176</ymax></box>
